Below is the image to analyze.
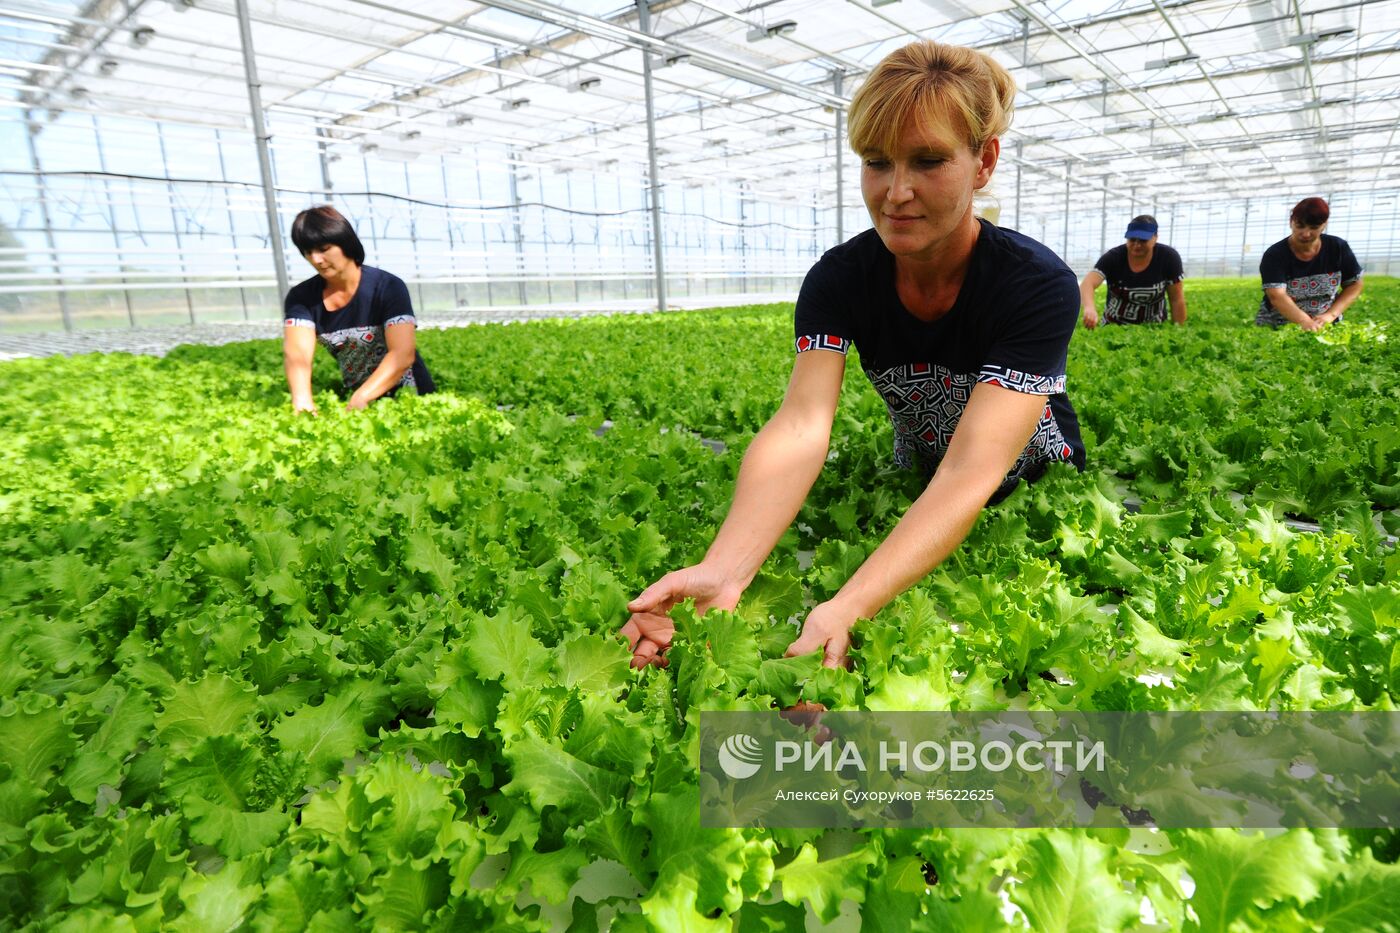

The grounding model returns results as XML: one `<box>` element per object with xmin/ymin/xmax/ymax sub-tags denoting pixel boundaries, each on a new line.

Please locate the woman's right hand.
<box><xmin>620</xmin><ymin>563</ymin><xmax>743</xmax><ymax>669</ymax></box>
<box><xmin>291</xmin><ymin>396</ymin><xmax>319</xmax><ymax>415</ymax></box>
<box><xmin>1081</xmin><ymin>307</ymin><xmax>1100</xmax><ymax>330</ymax></box>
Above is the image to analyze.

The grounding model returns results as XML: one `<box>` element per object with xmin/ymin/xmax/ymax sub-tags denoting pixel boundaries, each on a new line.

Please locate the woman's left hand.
<box><xmin>785</xmin><ymin>601</ymin><xmax>859</xmax><ymax>669</ymax></box>
<box><xmin>345</xmin><ymin>393</ymin><xmax>371</xmax><ymax>411</ymax></box>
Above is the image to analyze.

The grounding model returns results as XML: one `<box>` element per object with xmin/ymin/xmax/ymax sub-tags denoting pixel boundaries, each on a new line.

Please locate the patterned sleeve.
<box><xmin>1259</xmin><ymin>244</ymin><xmax>1288</xmax><ymax>290</ymax></box>
<box><xmin>283</xmin><ymin>282</ymin><xmax>316</xmax><ymax>329</ymax></box>
<box><xmin>793</xmin><ymin>256</ymin><xmax>853</xmax><ymax>355</ymax></box>
<box><xmin>376</xmin><ymin>271</ymin><xmax>417</xmax><ymax>328</ymax></box>
<box><xmin>1339</xmin><ymin>240</ymin><xmax>1363</xmax><ymax>284</ymax></box>
<box><xmin>1165</xmin><ymin>246</ymin><xmax>1185</xmax><ymax>283</ymax></box>
<box><xmin>978</xmin><ymin>269</ymin><xmax>1078</xmax><ymax>396</ymax></box>
<box><xmin>1090</xmin><ymin>248</ymin><xmax>1116</xmax><ymax>282</ymax></box>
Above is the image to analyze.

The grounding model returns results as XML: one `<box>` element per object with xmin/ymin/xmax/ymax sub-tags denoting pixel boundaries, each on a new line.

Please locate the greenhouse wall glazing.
<box><xmin>5</xmin><ymin>106</ymin><xmax>1397</xmax><ymax>334</ymax></box>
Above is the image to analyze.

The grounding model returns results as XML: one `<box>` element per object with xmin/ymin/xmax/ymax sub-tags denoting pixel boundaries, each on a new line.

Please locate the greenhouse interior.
<box><xmin>3</xmin><ymin>0</ymin><xmax>1400</xmax><ymax>931</ymax></box>
<box><xmin>2</xmin><ymin>0</ymin><xmax>1398</xmax><ymax>338</ymax></box>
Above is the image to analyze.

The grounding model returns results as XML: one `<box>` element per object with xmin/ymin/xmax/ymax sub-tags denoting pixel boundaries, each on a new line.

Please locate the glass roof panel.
<box><xmin>0</xmin><ymin>0</ymin><xmax>1395</xmax><ymax>218</ymax></box>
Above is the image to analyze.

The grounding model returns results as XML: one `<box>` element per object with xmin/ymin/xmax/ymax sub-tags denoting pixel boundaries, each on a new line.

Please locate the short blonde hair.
<box><xmin>848</xmin><ymin>41</ymin><xmax>1016</xmax><ymax>156</ymax></box>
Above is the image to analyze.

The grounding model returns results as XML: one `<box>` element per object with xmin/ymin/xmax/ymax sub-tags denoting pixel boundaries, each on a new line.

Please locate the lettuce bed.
<box><xmin>1</xmin><ymin>279</ymin><xmax>1397</xmax><ymax>931</ymax></box>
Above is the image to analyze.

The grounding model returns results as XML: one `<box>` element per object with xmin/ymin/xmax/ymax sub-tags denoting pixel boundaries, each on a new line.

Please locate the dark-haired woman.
<box><xmin>1080</xmin><ymin>216</ymin><xmax>1185</xmax><ymax>328</ymax></box>
<box><xmin>282</xmin><ymin>205</ymin><xmax>435</xmax><ymax>413</ymax></box>
<box><xmin>1256</xmin><ymin>197</ymin><xmax>1363</xmax><ymax>332</ymax></box>
<box><xmin>619</xmin><ymin>41</ymin><xmax>1084</xmax><ymax>670</ymax></box>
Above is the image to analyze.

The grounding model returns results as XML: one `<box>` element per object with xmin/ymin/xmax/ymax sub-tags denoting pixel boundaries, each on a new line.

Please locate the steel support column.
<box><xmin>91</xmin><ymin>113</ymin><xmax>135</xmax><ymax>327</ymax></box>
<box><xmin>316</xmin><ymin>127</ymin><xmax>335</xmax><ymax>202</ymax></box>
<box><xmin>215</xmin><ymin>129</ymin><xmax>250</xmax><ymax>320</ymax></box>
<box><xmin>235</xmin><ymin>0</ymin><xmax>290</xmax><ymax>300</ymax></box>
<box><xmin>402</xmin><ymin>162</ymin><xmax>429</xmax><ymax>312</ymax></box>
<box><xmin>440</xmin><ymin>155</ymin><xmax>462</xmax><ymax>308</ymax></box>
<box><xmin>316</xmin><ymin>127</ymin><xmax>334</xmax><ymax>200</ymax></box>
<box><xmin>507</xmin><ymin>153</ymin><xmax>528</xmax><ymax>305</ymax></box>
<box><xmin>155</xmin><ymin>123</ymin><xmax>196</xmax><ymax>323</ymax></box>
<box><xmin>1240</xmin><ymin>198</ymin><xmax>1251</xmax><ymax>278</ymax></box>
<box><xmin>834</xmin><ymin>71</ymin><xmax>844</xmax><ymax>245</ymax></box>
<box><xmin>1100</xmin><ymin>182</ymin><xmax>1109</xmax><ymax>255</ymax></box>
<box><xmin>1062</xmin><ymin>162</ymin><xmax>1071</xmax><ymax>261</ymax></box>
<box><xmin>636</xmin><ymin>0</ymin><xmax>667</xmax><ymax>311</ymax></box>
<box><xmin>470</xmin><ymin>160</ymin><xmax>493</xmax><ymax>306</ymax></box>
<box><xmin>1014</xmin><ymin>141</ymin><xmax>1022</xmax><ymax>229</ymax></box>
<box><xmin>739</xmin><ymin>185</ymin><xmax>749</xmax><ymax>293</ymax></box>
<box><xmin>24</xmin><ymin>112</ymin><xmax>71</xmax><ymax>332</ymax></box>
<box><xmin>566</xmin><ymin>172</ymin><xmax>579</xmax><ymax>303</ymax></box>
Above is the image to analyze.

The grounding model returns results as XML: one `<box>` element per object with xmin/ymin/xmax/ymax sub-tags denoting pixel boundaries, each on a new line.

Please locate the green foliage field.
<box><xmin>1</xmin><ymin>278</ymin><xmax>1397</xmax><ymax>930</ymax></box>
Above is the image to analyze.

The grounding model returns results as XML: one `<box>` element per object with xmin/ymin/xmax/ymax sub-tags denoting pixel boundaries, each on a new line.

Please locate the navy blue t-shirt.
<box><xmin>1256</xmin><ymin>235</ymin><xmax>1362</xmax><ymax>326</ymax></box>
<box><xmin>1092</xmin><ymin>243</ymin><xmax>1184</xmax><ymax>324</ymax></box>
<box><xmin>795</xmin><ymin>222</ymin><xmax>1085</xmax><ymax>499</ymax></box>
<box><xmin>283</xmin><ymin>265</ymin><xmax>434</xmax><ymax>394</ymax></box>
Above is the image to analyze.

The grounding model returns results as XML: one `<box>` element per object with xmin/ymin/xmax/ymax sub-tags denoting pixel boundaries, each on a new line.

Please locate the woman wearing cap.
<box><xmin>283</xmin><ymin>205</ymin><xmax>436</xmax><ymax>412</ymax></box>
<box><xmin>1080</xmin><ymin>215</ymin><xmax>1186</xmax><ymax>328</ymax></box>
<box><xmin>1256</xmin><ymin>197</ymin><xmax>1363</xmax><ymax>331</ymax></box>
<box><xmin>619</xmin><ymin>40</ymin><xmax>1085</xmax><ymax>670</ymax></box>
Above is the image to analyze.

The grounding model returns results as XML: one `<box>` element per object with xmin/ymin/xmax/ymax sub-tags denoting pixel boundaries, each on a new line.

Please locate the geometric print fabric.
<box><xmin>1255</xmin><ymin>271</ymin><xmax>1346</xmax><ymax>326</ymax></box>
<box><xmin>797</xmin><ymin>335</ymin><xmax>1075</xmax><ymax>484</ymax></box>
<box><xmin>1103</xmin><ymin>284</ymin><xmax>1170</xmax><ymax>324</ymax></box>
<box><xmin>318</xmin><ymin>325</ymin><xmax>418</xmax><ymax>392</ymax></box>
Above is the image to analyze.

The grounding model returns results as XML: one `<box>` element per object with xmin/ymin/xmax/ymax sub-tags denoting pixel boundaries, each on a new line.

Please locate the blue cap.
<box><xmin>1124</xmin><ymin>220</ymin><xmax>1158</xmax><ymax>240</ymax></box>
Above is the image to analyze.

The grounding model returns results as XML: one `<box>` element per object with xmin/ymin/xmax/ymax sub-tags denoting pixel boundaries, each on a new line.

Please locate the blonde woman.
<box><xmin>620</xmin><ymin>41</ymin><xmax>1084</xmax><ymax>669</ymax></box>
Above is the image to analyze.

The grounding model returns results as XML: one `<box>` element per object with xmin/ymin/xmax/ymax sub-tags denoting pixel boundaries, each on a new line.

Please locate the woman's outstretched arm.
<box><xmin>621</xmin><ymin>349</ymin><xmax>845</xmax><ymax>668</ymax></box>
<box><xmin>1168</xmin><ymin>280</ymin><xmax>1187</xmax><ymax>325</ymax></box>
<box><xmin>283</xmin><ymin>324</ymin><xmax>319</xmax><ymax>414</ymax></box>
<box><xmin>785</xmin><ymin>382</ymin><xmax>1046</xmax><ymax>667</ymax></box>
<box><xmin>346</xmin><ymin>322</ymin><xmax>417</xmax><ymax>409</ymax></box>
<box><xmin>1319</xmin><ymin>278</ymin><xmax>1363</xmax><ymax>324</ymax></box>
<box><xmin>1263</xmin><ymin>288</ymin><xmax>1324</xmax><ymax>331</ymax></box>
<box><xmin>1079</xmin><ymin>270</ymin><xmax>1105</xmax><ymax>329</ymax></box>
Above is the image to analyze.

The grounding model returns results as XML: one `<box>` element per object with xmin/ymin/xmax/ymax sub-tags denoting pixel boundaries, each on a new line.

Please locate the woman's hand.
<box><xmin>780</xmin><ymin>383</ymin><xmax>1046</xmax><ymax>672</ymax></box>
<box><xmin>345</xmin><ymin>392</ymin><xmax>371</xmax><ymax>411</ymax></box>
<box><xmin>784</xmin><ymin>601</ymin><xmax>859</xmax><ymax>670</ymax></box>
<box><xmin>618</xmin><ymin>611</ymin><xmax>675</xmax><ymax>669</ymax></box>
<box><xmin>1081</xmin><ymin>307</ymin><xmax>1100</xmax><ymax>330</ymax></box>
<box><xmin>620</xmin><ymin>563</ymin><xmax>743</xmax><ymax>669</ymax></box>
<box><xmin>291</xmin><ymin>396</ymin><xmax>319</xmax><ymax>415</ymax></box>
<box><xmin>1298</xmin><ymin>315</ymin><xmax>1324</xmax><ymax>333</ymax></box>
